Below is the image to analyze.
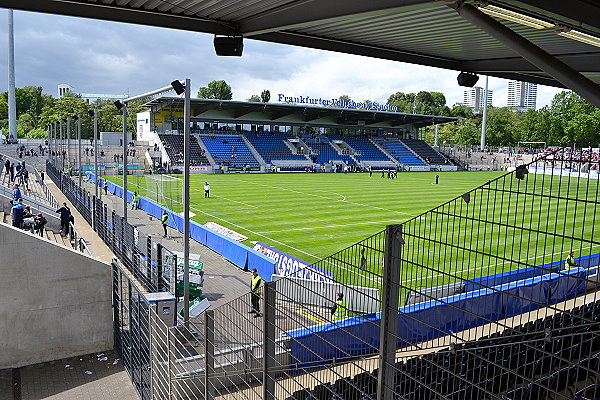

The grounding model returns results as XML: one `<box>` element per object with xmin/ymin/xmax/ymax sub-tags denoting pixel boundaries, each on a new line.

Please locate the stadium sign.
<box><xmin>277</xmin><ymin>94</ymin><xmax>398</xmax><ymax>112</ymax></box>
<box><xmin>252</xmin><ymin>242</ymin><xmax>334</xmax><ymax>282</ymax></box>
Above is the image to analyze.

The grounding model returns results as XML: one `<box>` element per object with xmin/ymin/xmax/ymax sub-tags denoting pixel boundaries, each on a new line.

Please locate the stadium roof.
<box><xmin>5</xmin><ymin>1</ymin><xmax>600</xmax><ymax>105</ymax></box>
<box><xmin>143</xmin><ymin>97</ymin><xmax>459</xmax><ymax>130</ymax></box>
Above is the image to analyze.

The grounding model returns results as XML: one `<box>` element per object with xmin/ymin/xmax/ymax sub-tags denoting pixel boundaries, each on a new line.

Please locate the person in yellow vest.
<box><xmin>331</xmin><ymin>293</ymin><xmax>348</xmax><ymax>321</ymax></box>
<box><xmin>103</xmin><ymin>179</ymin><xmax>108</xmax><ymax>195</ymax></box>
<box><xmin>249</xmin><ymin>269</ymin><xmax>263</xmax><ymax>317</ymax></box>
<box><xmin>161</xmin><ymin>210</ymin><xmax>169</xmax><ymax>238</ymax></box>
<box><xmin>565</xmin><ymin>250</ymin><xmax>578</xmax><ymax>269</ymax></box>
<box><xmin>132</xmin><ymin>192</ymin><xmax>139</xmax><ymax>210</ymax></box>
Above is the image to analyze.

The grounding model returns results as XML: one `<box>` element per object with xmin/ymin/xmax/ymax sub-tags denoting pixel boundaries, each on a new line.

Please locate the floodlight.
<box><xmin>114</xmin><ymin>100</ymin><xmax>124</xmax><ymax>110</ymax></box>
<box><xmin>556</xmin><ymin>26</ymin><xmax>600</xmax><ymax>48</ymax></box>
<box><xmin>171</xmin><ymin>80</ymin><xmax>185</xmax><ymax>95</ymax></box>
<box><xmin>476</xmin><ymin>3</ymin><xmax>554</xmax><ymax>29</ymax></box>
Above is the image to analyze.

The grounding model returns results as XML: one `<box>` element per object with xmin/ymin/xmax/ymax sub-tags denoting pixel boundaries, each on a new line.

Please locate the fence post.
<box><xmin>204</xmin><ymin>309</ymin><xmax>215</xmax><ymax>400</ymax></box>
<box><xmin>92</xmin><ymin>195</ymin><xmax>96</xmax><ymax>232</ymax></box>
<box><xmin>262</xmin><ymin>282</ymin><xmax>276</xmax><ymax>400</ymax></box>
<box><xmin>147</xmin><ymin>235</ymin><xmax>153</xmax><ymax>291</ymax></box>
<box><xmin>156</xmin><ymin>243</ymin><xmax>163</xmax><ymax>292</ymax></box>
<box><xmin>377</xmin><ymin>224</ymin><xmax>403</xmax><ymax>400</ymax></box>
<box><xmin>111</xmin><ymin>210</ymin><xmax>117</xmax><ymax>254</ymax></box>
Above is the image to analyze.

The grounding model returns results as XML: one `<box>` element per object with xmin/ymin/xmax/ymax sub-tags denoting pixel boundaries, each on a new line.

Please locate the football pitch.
<box><xmin>109</xmin><ymin>171</ymin><xmax>504</xmax><ymax>263</ymax></box>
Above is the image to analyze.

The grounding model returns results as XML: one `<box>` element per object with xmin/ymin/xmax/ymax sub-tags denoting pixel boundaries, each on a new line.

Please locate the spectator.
<box><xmin>11</xmin><ymin>198</ymin><xmax>24</xmax><ymax>228</ymax></box>
<box><xmin>33</xmin><ymin>214</ymin><xmax>47</xmax><ymax>236</ymax></box>
<box><xmin>22</xmin><ymin>206</ymin><xmax>34</xmax><ymax>231</ymax></box>
<box><xmin>12</xmin><ymin>184</ymin><xmax>22</xmax><ymax>200</ymax></box>
<box><xmin>56</xmin><ymin>202</ymin><xmax>72</xmax><ymax>236</ymax></box>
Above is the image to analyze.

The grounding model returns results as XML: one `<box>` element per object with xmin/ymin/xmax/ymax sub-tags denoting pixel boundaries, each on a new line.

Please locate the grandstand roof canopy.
<box><xmin>6</xmin><ymin>0</ymin><xmax>600</xmax><ymax>90</ymax></box>
<box><xmin>143</xmin><ymin>97</ymin><xmax>459</xmax><ymax>129</ymax></box>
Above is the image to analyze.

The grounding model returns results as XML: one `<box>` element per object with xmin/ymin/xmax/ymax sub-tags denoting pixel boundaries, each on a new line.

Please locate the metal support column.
<box><xmin>377</xmin><ymin>224</ymin><xmax>403</xmax><ymax>400</ymax></box>
<box><xmin>67</xmin><ymin>117</ymin><xmax>71</xmax><ymax>170</ymax></box>
<box><xmin>183</xmin><ymin>79</ymin><xmax>191</xmax><ymax>322</ymax></box>
<box><xmin>481</xmin><ymin>75</ymin><xmax>488</xmax><ymax>149</ymax></box>
<box><xmin>204</xmin><ymin>309</ymin><xmax>215</xmax><ymax>400</ymax></box>
<box><xmin>122</xmin><ymin>104</ymin><xmax>128</xmax><ymax>221</ymax></box>
<box><xmin>262</xmin><ymin>281</ymin><xmax>276</xmax><ymax>400</ymax></box>
<box><xmin>451</xmin><ymin>2</ymin><xmax>600</xmax><ymax>108</ymax></box>
<box><xmin>156</xmin><ymin>243</ymin><xmax>163</xmax><ymax>292</ymax></box>
<box><xmin>93</xmin><ymin>109</ymin><xmax>99</xmax><ymax>200</ymax></box>
<box><xmin>77</xmin><ymin>114</ymin><xmax>82</xmax><ymax>186</ymax></box>
<box><xmin>59</xmin><ymin>120</ymin><xmax>64</xmax><ymax>170</ymax></box>
<box><xmin>146</xmin><ymin>235</ymin><xmax>153</xmax><ymax>291</ymax></box>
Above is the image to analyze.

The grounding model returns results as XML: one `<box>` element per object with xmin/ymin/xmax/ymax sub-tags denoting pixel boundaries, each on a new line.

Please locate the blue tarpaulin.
<box><xmin>287</xmin><ymin>267</ymin><xmax>589</xmax><ymax>368</ymax></box>
<box><xmin>86</xmin><ymin>172</ymin><xmax>276</xmax><ymax>279</ymax></box>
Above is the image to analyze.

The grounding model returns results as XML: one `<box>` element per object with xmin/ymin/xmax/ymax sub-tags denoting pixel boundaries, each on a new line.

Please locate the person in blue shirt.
<box><xmin>12</xmin><ymin>184</ymin><xmax>22</xmax><ymax>200</ymax></box>
<box><xmin>56</xmin><ymin>202</ymin><xmax>72</xmax><ymax>236</ymax></box>
<box><xmin>12</xmin><ymin>198</ymin><xmax>24</xmax><ymax>228</ymax></box>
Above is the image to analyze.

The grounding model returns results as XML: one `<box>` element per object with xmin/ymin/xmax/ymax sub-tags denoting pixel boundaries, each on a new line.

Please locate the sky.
<box><xmin>0</xmin><ymin>9</ymin><xmax>565</xmax><ymax>109</ymax></box>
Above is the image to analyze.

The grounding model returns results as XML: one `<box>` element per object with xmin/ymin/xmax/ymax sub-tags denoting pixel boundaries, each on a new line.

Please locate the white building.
<box><xmin>463</xmin><ymin>87</ymin><xmax>493</xmax><ymax>112</ymax></box>
<box><xmin>57</xmin><ymin>84</ymin><xmax>127</xmax><ymax>104</ymax></box>
<box><xmin>507</xmin><ymin>80</ymin><xmax>537</xmax><ymax>111</ymax></box>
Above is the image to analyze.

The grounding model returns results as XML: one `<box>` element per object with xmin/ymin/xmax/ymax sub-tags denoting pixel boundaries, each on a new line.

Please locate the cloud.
<box><xmin>0</xmin><ymin>9</ymin><xmax>566</xmax><ymax>109</ymax></box>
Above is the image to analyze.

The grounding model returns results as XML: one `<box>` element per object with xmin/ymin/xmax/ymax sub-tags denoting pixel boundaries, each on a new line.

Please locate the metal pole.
<box><xmin>434</xmin><ymin>124</ymin><xmax>439</xmax><ymax>148</ymax></box>
<box><xmin>94</xmin><ymin>109</ymin><xmax>99</xmax><ymax>200</ymax></box>
<box><xmin>7</xmin><ymin>10</ymin><xmax>17</xmax><ymax>141</ymax></box>
<box><xmin>78</xmin><ymin>114</ymin><xmax>82</xmax><ymax>186</ymax></box>
<box><xmin>67</xmin><ymin>117</ymin><xmax>71</xmax><ymax>170</ymax></box>
<box><xmin>60</xmin><ymin>120</ymin><xmax>64</xmax><ymax>170</ymax></box>
<box><xmin>451</xmin><ymin>2</ymin><xmax>600</xmax><ymax>109</ymax></box>
<box><xmin>122</xmin><ymin>104</ymin><xmax>128</xmax><ymax>221</ymax></box>
<box><xmin>183</xmin><ymin>78</ymin><xmax>191</xmax><ymax>322</ymax></box>
<box><xmin>204</xmin><ymin>310</ymin><xmax>215</xmax><ymax>400</ymax></box>
<box><xmin>481</xmin><ymin>76</ymin><xmax>488</xmax><ymax>150</ymax></box>
<box><xmin>52</xmin><ymin>122</ymin><xmax>56</xmax><ymax>163</ymax></box>
<box><xmin>262</xmin><ymin>282</ymin><xmax>276</xmax><ymax>400</ymax></box>
<box><xmin>377</xmin><ymin>224</ymin><xmax>403</xmax><ymax>400</ymax></box>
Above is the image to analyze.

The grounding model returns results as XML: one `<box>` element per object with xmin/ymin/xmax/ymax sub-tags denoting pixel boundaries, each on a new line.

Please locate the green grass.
<box><xmin>110</xmin><ymin>171</ymin><xmax>503</xmax><ymax>263</ymax></box>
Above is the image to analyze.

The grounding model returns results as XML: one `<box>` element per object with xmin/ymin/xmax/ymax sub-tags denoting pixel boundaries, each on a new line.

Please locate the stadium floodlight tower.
<box><xmin>116</xmin><ymin>79</ymin><xmax>192</xmax><ymax>322</ymax></box>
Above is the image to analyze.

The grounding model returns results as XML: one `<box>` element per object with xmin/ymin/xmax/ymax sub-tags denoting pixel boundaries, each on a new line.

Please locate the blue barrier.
<box><xmin>463</xmin><ymin>253</ymin><xmax>600</xmax><ymax>292</ymax></box>
<box><xmin>287</xmin><ymin>267</ymin><xmax>589</xmax><ymax>368</ymax></box>
<box><xmin>86</xmin><ymin>172</ymin><xmax>276</xmax><ymax>279</ymax></box>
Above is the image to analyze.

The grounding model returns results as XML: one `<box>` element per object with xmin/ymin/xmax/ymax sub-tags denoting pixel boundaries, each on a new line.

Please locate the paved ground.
<box><xmin>0</xmin><ymin>351</ymin><xmax>138</xmax><ymax>400</ymax></box>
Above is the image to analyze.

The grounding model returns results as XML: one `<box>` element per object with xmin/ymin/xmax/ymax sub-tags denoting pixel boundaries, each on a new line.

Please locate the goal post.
<box><xmin>145</xmin><ymin>174</ymin><xmax>183</xmax><ymax>212</ymax></box>
<box><xmin>517</xmin><ymin>141</ymin><xmax>546</xmax><ymax>149</ymax></box>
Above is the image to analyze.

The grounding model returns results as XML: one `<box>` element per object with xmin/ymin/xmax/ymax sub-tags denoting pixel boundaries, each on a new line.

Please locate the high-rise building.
<box><xmin>462</xmin><ymin>86</ymin><xmax>493</xmax><ymax>112</ymax></box>
<box><xmin>507</xmin><ymin>80</ymin><xmax>537</xmax><ymax>111</ymax></box>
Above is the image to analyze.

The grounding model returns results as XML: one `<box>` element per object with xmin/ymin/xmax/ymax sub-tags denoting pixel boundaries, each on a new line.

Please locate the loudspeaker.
<box><xmin>214</xmin><ymin>36</ymin><xmax>244</xmax><ymax>56</ymax></box>
<box><xmin>457</xmin><ymin>72</ymin><xmax>479</xmax><ymax>87</ymax></box>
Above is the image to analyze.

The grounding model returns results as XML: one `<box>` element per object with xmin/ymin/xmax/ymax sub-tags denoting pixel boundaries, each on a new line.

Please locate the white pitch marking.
<box><xmin>259</xmin><ymin>220</ymin><xmax>393</xmax><ymax>234</ymax></box>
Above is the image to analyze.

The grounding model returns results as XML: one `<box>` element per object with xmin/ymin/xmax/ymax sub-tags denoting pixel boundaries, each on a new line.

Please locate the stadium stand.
<box><xmin>401</xmin><ymin>138</ymin><xmax>449</xmax><ymax>165</ymax></box>
<box><xmin>244</xmin><ymin>131</ymin><xmax>307</xmax><ymax>163</ymax></box>
<box><xmin>372</xmin><ymin>137</ymin><xmax>427</xmax><ymax>166</ymax></box>
<box><xmin>199</xmin><ymin>134</ymin><xmax>261</xmax><ymax>167</ymax></box>
<box><xmin>301</xmin><ymin>135</ymin><xmax>354</xmax><ymax>165</ymax></box>
<box><xmin>158</xmin><ymin>133</ymin><xmax>210</xmax><ymax>166</ymax></box>
<box><xmin>330</xmin><ymin>134</ymin><xmax>390</xmax><ymax>162</ymax></box>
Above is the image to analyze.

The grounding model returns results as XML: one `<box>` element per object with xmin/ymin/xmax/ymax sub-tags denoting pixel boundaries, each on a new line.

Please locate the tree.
<box><xmin>261</xmin><ymin>90</ymin><xmax>271</xmax><ymax>103</ymax></box>
<box><xmin>247</xmin><ymin>95</ymin><xmax>261</xmax><ymax>102</ymax></box>
<box><xmin>197</xmin><ymin>80</ymin><xmax>233</xmax><ymax>100</ymax></box>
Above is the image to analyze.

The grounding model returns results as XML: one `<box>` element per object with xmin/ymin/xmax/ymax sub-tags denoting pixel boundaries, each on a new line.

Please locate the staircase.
<box><xmin>0</xmin><ymin>210</ymin><xmax>73</xmax><ymax>248</ymax></box>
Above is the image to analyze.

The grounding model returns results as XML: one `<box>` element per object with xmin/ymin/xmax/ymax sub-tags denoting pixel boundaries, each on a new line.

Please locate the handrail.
<box><xmin>0</xmin><ymin>152</ymin><xmax>59</xmax><ymax>208</ymax></box>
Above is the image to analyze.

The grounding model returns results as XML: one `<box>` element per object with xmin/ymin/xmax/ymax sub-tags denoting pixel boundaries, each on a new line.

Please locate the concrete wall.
<box><xmin>0</xmin><ymin>222</ymin><xmax>113</xmax><ymax>369</ymax></box>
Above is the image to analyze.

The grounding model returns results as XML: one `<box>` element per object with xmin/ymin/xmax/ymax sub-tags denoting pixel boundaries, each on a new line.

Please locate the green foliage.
<box><xmin>247</xmin><ymin>95</ymin><xmax>261</xmax><ymax>102</ymax></box>
<box><xmin>197</xmin><ymin>80</ymin><xmax>233</xmax><ymax>100</ymax></box>
<box><xmin>260</xmin><ymin>89</ymin><xmax>271</xmax><ymax>103</ymax></box>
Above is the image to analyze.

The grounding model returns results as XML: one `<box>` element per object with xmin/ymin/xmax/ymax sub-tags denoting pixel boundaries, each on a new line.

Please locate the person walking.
<box><xmin>331</xmin><ymin>293</ymin><xmax>348</xmax><ymax>321</ymax></box>
<box><xmin>565</xmin><ymin>250</ymin><xmax>578</xmax><ymax>269</ymax></box>
<box><xmin>204</xmin><ymin>182</ymin><xmax>210</xmax><ymax>198</ymax></box>
<box><xmin>56</xmin><ymin>202</ymin><xmax>72</xmax><ymax>237</ymax></box>
<box><xmin>132</xmin><ymin>192</ymin><xmax>139</xmax><ymax>210</ymax></box>
<box><xmin>435</xmin><ymin>174</ymin><xmax>440</xmax><ymax>184</ymax></box>
<box><xmin>248</xmin><ymin>268</ymin><xmax>263</xmax><ymax>317</ymax></box>
<box><xmin>161</xmin><ymin>210</ymin><xmax>169</xmax><ymax>238</ymax></box>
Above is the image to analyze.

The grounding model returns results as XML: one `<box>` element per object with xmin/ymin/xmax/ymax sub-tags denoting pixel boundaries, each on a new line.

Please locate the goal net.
<box><xmin>144</xmin><ymin>174</ymin><xmax>183</xmax><ymax>212</ymax></box>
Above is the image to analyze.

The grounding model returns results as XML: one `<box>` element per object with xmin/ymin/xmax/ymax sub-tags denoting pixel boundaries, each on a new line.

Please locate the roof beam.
<box><xmin>0</xmin><ymin>0</ymin><xmax>236</xmax><ymax>36</ymax></box>
<box><xmin>461</xmin><ymin>52</ymin><xmax>600</xmax><ymax>73</ymax></box>
<box><xmin>239</xmin><ymin>0</ymin><xmax>431</xmax><ymax>36</ymax></box>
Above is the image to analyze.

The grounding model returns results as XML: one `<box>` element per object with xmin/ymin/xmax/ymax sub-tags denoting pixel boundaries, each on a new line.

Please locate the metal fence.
<box><xmin>48</xmin><ymin>143</ymin><xmax>600</xmax><ymax>399</ymax></box>
<box><xmin>142</xmin><ymin>143</ymin><xmax>600</xmax><ymax>400</ymax></box>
